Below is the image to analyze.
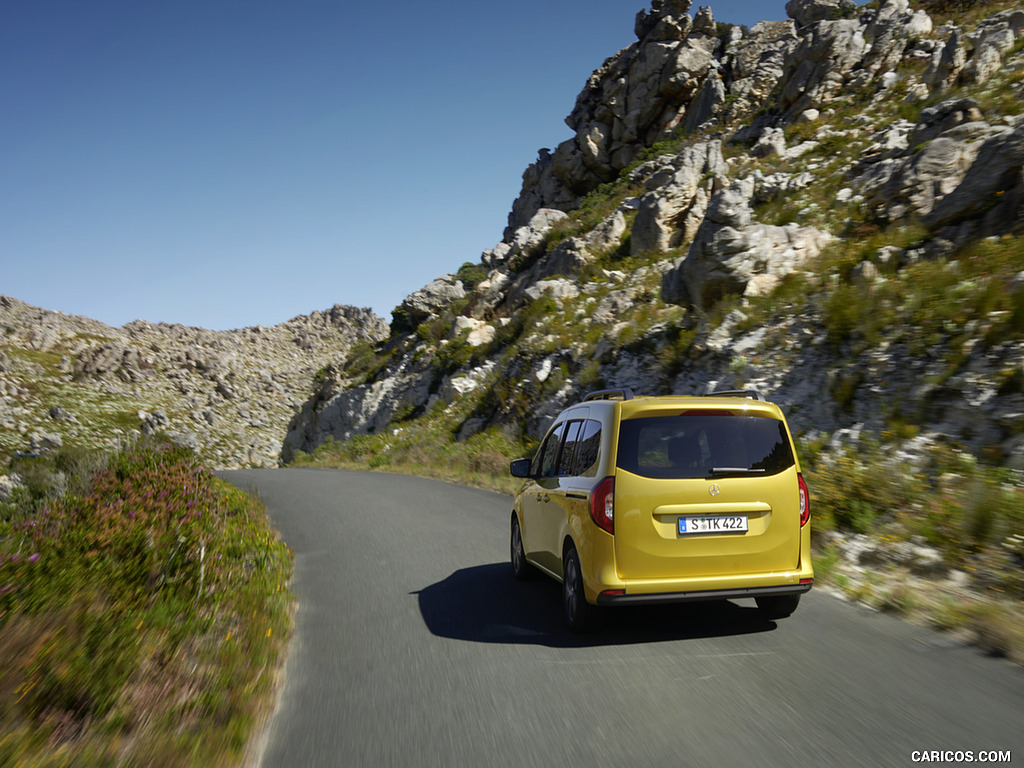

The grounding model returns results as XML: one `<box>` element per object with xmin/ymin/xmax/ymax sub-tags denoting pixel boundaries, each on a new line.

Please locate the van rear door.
<box><xmin>612</xmin><ymin>410</ymin><xmax>802</xmax><ymax>582</ymax></box>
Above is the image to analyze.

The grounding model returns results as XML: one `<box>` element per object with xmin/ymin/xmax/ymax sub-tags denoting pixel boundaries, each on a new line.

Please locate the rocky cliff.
<box><xmin>283</xmin><ymin>0</ymin><xmax>1024</xmax><ymax>470</ymax></box>
<box><xmin>0</xmin><ymin>297</ymin><xmax>386</xmax><ymax>468</ymax></box>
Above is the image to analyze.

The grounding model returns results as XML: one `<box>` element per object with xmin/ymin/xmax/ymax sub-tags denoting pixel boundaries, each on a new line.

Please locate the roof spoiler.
<box><xmin>707</xmin><ymin>389</ymin><xmax>766</xmax><ymax>401</ymax></box>
<box><xmin>582</xmin><ymin>388</ymin><xmax>766</xmax><ymax>403</ymax></box>
<box><xmin>583</xmin><ymin>388</ymin><xmax>635</xmax><ymax>402</ymax></box>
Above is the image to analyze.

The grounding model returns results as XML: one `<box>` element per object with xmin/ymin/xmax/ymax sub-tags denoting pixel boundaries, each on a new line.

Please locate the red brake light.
<box><xmin>590</xmin><ymin>476</ymin><xmax>615</xmax><ymax>534</ymax></box>
<box><xmin>798</xmin><ymin>473</ymin><xmax>810</xmax><ymax>527</ymax></box>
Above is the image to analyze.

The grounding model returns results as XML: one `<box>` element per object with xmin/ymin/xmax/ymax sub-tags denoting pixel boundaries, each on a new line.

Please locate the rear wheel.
<box><xmin>755</xmin><ymin>594</ymin><xmax>800</xmax><ymax>620</ymax></box>
<box><xmin>563</xmin><ymin>545</ymin><xmax>600</xmax><ymax>632</ymax></box>
<box><xmin>510</xmin><ymin>515</ymin><xmax>534</xmax><ymax>580</ymax></box>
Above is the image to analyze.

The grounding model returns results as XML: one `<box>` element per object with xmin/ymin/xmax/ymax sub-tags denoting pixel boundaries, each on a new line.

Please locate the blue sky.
<box><xmin>2</xmin><ymin>0</ymin><xmax>788</xmax><ymax>330</ymax></box>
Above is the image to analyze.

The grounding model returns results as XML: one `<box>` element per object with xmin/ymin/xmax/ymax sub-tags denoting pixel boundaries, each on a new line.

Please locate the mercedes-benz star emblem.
<box><xmin>708</xmin><ymin>483</ymin><xmax>721</xmax><ymax>497</ymax></box>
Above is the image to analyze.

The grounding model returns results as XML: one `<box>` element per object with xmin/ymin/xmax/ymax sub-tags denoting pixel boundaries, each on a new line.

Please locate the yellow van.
<box><xmin>510</xmin><ymin>388</ymin><xmax>813</xmax><ymax>631</ymax></box>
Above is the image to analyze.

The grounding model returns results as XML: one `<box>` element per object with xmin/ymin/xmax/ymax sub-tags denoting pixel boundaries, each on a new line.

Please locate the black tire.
<box><xmin>563</xmin><ymin>545</ymin><xmax>600</xmax><ymax>632</ymax></box>
<box><xmin>755</xmin><ymin>594</ymin><xmax>800</xmax><ymax>620</ymax></box>
<box><xmin>510</xmin><ymin>514</ymin><xmax>535</xmax><ymax>580</ymax></box>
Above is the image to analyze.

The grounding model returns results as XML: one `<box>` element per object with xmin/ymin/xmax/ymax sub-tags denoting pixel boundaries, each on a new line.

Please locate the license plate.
<box><xmin>678</xmin><ymin>515</ymin><xmax>748</xmax><ymax>535</ymax></box>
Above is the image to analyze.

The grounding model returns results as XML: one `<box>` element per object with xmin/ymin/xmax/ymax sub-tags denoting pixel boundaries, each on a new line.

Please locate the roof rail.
<box><xmin>584</xmin><ymin>388</ymin><xmax>635</xmax><ymax>402</ymax></box>
<box><xmin>707</xmin><ymin>389</ymin><xmax>766</xmax><ymax>401</ymax></box>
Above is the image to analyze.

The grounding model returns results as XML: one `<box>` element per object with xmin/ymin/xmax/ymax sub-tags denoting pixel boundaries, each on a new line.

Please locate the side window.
<box><xmin>558</xmin><ymin>421</ymin><xmax>583</xmax><ymax>476</ymax></box>
<box><xmin>533</xmin><ymin>422</ymin><xmax>566</xmax><ymax>478</ymax></box>
<box><xmin>574</xmin><ymin>420</ymin><xmax>602</xmax><ymax>477</ymax></box>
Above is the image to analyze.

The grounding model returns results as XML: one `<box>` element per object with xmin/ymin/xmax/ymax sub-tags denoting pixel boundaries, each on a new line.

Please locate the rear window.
<box><xmin>616</xmin><ymin>413</ymin><xmax>794</xmax><ymax>479</ymax></box>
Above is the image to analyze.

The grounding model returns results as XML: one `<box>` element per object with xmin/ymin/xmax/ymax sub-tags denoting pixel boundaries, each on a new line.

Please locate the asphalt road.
<box><xmin>220</xmin><ymin>467</ymin><xmax>1024</xmax><ymax>768</ymax></box>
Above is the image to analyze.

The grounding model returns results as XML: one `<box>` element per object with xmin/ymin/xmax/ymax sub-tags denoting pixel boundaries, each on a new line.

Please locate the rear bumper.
<box><xmin>595</xmin><ymin>580</ymin><xmax>812</xmax><ymax>607</ymax></box>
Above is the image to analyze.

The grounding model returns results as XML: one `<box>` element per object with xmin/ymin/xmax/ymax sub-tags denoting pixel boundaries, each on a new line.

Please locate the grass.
<box><xmin>918</xmin><ymin>0</ymin><xmax>1023</xmax><ymax>28</ymax></box>
<box><xmin>816</xmin><ymin>234</ymin><xmax>1024</xmax><ymax>358</ymax></box>
<box><xmin>0</xmin><ymin>340</ymin><xmax>186</xmax><ymax>467</ymax></box>
<box><xmin>0</xmin><ymin>439</ymin><xmax>293</xmax><ymax>766</ymax></box>
<box><xmin>292</xmin><ymin>430</ymin><xmax>526</xmax><ymax>496</ymax></box>
<box><xmin>804</xmin><ymin>435</ymin><xmax>1024</xmax><ymax>557</ymax></box>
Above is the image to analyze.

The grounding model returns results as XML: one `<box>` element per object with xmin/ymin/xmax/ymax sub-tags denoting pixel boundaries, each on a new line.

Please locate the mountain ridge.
<box><xmin>0</xmin><ymin>294</ymin><xmax>386</xmax><ymax>468</ymax></box>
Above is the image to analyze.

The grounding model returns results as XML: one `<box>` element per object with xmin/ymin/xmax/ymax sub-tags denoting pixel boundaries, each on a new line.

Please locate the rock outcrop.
<box><xmin>661</xmin><ymin>180</ymin><xmax>832</xmax><ymax>309</ymax></box>
<box><xmin>630</xmin><ymin>140</ymin><xmax>729</xmax><ymax>255</ymax></box>
<box><xmin>505</xmin><ymin>0</ymin><xmax>949</xmax><ymax>234</ymax></box>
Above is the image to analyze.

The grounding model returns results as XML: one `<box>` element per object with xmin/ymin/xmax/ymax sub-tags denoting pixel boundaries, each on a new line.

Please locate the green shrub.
<box><xmin>344</xmin><ymin>340</ymin><xmax>393</xmax><ymax>385</ymax></box>
<box><xmin>804</xmin><ymin>443</ymin><xmax>927</xmax><ymax>534</ymax></box>
<box><xmin>0</xmin><ymin>439</ymin><xmax>293</xmax><ymax>765</ymax></box>
<box><xmin>456</xmin><ymin>262</ymin><xmax>489</xmax><ymax>291</ymax></box>
<box><xmin>805</xmin><ymin>439</ymin><xmax>1024</xmax><ymax>587</ymax></box>
<box><xmin>390</xmin><ymin>305</ymin><xmax>414</xmax><ymax>335</ymax></box>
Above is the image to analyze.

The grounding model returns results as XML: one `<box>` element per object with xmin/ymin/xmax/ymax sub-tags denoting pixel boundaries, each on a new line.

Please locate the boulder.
<box><xmin>860</xmin><ymin>0</ymin><xmax>918</xmax><ymax>78</ymax></box>
<box><xmin>635</xmin><ymin>0</ymin><xmax>694</xmax><ymax>43</ymax></box>
<box><xmin>0</xmin><ymin>475</ymin><xmax>24</xmax><ymax>503</ymax></box>
<box><xmin>504</xmin><ymin>235</ymin><xmax>595</xmax><ymax>308</ymax></box>
<box><xmin>907</xmin><ymin>97</ymin><xmax>984</xmax><ymax>147</ymax></box>
<box><xmin>453</xmin><ymin>317</ymin><xmax>497</xmax><ymax>347</ymax></box>
<box><xmin>924</xmin><ymin>122</ymin><xmax>1024</xmax><ymax>233</ymax></box>
<box><xmin>631</xmin><ymin>140</ymin><xmax>726</xmax><ymax>255</ymax></box>
<box><xmin>922</xmin><ymin>28</ymin><xmax>966</xmax><ymax>90</ymax></box>
<box><xmin>780</xmin><ymin>19</ymin><xmax>867</xmax><ymax>118</ymax></box>
<box><xmin>29</xmin><ymin>432</ymin><xmax>63</xmax><ymax>454</ymax></box>
<box><xmin>961</xmin><ymin>23</ymin><xmax>1015</xmax><ymax>84</ymax></box>
<box><xmin>524</xmin><ymin>278</ymin><xmax>581</xmax><ymax>304</ymax></box>
<box><xmin>139</xmin><ymin>409</ymin><xmax>170</xmax><ymax>435</ymax></box>
<box><xmin>683</xmin><ymin>70</ymin><xmax>727</xmax><ymax>132</ymax></box>
<box><xmin>74</xmin><ymin>342</ymin><xmax>149</xmax><ymax>382</ymax></box>
<box><xmin>48</xmin><ymin>405</ymin><xmax>76</xmax><ymax>423</ymax></box>
<box><xmin>662</xmin><ymin>182</ymin><xmax>831</xmax><ymax>309</ymax></box>
<box><xmin>592</xmin><ymin>289</ymin><xmax>640</xmax><ymax>325</ymax></box>
<box><xmin>751</xmin><ymin>170</ymin><xmax>815</xmax><ymax>202</ymax></box>
<box><xmin>395</xmin><ymin>276</ymin><xmax>466</xmax><ymax>328</ymax></box>
<box><xmin>586</xmin><ymin>209</ymin><xmax>628</xmax><ymax>253</ymax></box>
<box><xmin>504</xmin><ymin>150</ymin><xmax>583</xmax><ymax>239</ymax></box>
<box><xmin>786</xmin><ymin>0</ymin><xmax>857</xmax><ymax>27</ymax></box>
<box><xmin>508</xmin><ymin>208</ymin><xmax>571</xmax><ymax>263</ymax></box>
<box><xmin>723</xmin><ymin>21</ymin><xmax>798</xmax><ymax>122</ymax></box>
<box><xmin>856</xmin><ymin>105</ymin><xmax>1004</xmax><ymax>221</ymax></box>
<box><xmin>906</xmin><ymin>10</ymin><xmax>933</xmax><ymax>38</ymax></box>
<box><xmin>750</xmin><ymin>127</ymin><xmax>787</xmax><ymax>158</ymax></box>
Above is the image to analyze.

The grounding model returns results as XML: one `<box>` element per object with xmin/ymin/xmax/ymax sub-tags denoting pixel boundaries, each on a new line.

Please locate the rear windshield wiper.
<box><xmin>706</xmin><ymin>467</ymin><xmax>767</xmax><ymax>478</ymax></box>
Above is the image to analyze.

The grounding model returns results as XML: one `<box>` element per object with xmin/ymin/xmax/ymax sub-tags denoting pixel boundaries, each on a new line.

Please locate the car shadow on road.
<box><xmin>413</xmin><ymin>562</ymin><xmax>777</xmax><ymax>648</ymax></box>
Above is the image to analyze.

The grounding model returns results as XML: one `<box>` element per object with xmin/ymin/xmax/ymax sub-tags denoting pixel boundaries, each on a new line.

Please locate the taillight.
<box><xmin>798</xmin><ymin>473</ymin><xmax>810</xmax><ymax>527</ymax></box>
<box><xmin>590</xmin><ymin>476</ymin><xmax>615</xmax><ymax>534</ymax></box>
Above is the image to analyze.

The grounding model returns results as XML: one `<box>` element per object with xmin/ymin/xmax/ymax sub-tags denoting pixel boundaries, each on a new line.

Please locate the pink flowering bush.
<box><xmin>0</xmin><ymin>441</ymin><xmax>293</xmax><ymax>766</ymax></box>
